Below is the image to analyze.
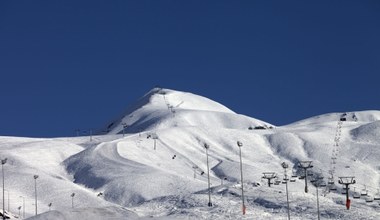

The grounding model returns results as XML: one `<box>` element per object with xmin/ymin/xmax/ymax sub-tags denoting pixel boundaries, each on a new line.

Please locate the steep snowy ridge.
<box><xmin>1</xmin><ymin>88</ymin><xmax>380</xmax><ymax>219</ymax></box>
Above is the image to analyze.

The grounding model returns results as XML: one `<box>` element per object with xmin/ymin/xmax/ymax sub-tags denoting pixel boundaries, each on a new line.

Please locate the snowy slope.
<box><xmin>1</xmin><ymin>88</ymin><xmax>380</xmax><ymax>219</ymax></box>
<box><xmin>103</xmin><ymin>88</ymin><xmax>273</xmax><ymax>134</ymax></box>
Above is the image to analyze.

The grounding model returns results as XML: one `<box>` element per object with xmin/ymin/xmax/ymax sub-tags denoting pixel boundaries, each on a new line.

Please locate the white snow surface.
<box><xmin>1</xmin><ymin>88</ymin><xmax>380</xmax><ymax>219</ymax></box>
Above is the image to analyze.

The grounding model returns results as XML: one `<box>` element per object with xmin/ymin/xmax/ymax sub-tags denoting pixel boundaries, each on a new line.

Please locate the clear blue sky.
<box><xmin>1</xmin><ymin>1</ymin><xmax>379</xmax><ymax>137</ymax></box>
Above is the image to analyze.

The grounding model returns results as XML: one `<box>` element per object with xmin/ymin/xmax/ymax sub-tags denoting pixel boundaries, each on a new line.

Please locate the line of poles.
<box><xmin>202</xmin><ymin>145</ymin><xmax>359</xmax><ymax>220</ymax></box>
<box><xmin>1</xmin><ymin>157</ymin><xmax>79</xmax><ymax>219</ymax></box>
<box><xmin>204</xmin><ymin>141</ymin><xmax>246</xmax><ymax>214</ymax></box>
<box><xmin>1</xmin><ymin>157</ymin><xmax>39</xmax><ymax>219</ymax></box>
<box><xmin>1</xmin><ymin>169</ymin><xmax>79</xmax><ymax>219</ymax></box>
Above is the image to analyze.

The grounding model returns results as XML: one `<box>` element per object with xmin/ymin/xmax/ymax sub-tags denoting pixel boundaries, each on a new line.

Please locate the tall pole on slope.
<box><xmin>71</xmin><ymin>193</ymin><xmax>75</xmax><ymax>209</ymax></box>
<box><xmin>34</xmin><ymin>175</ymin><xmax>39</xmax><ymax>216</ymax></box>
<box><xmin>204</xmin><ymin>143</ymin><xmax>212</xmax><ymax>207</ymax></box>
<box><xmin>316</xmin><ymin>182</ymin><xmax>320</xmax><ymax>220</ymax></box>
<box><xmin>298</xmin><ymin>161</ymin><xmax>313</xmax><ymax>193</ymax></box>
<box><xmin>5</xmin><ymin>191</ymin><xmax>9</xmax><ymax>214</ymax></box>
<box><xmin>19</xmin><ymin>196</ymin><xmax>25</xmax><ymax>219</ymax></box>
<box><xmin>122</xmin><ymin>123</ymin><xmax>127</xmax><ymax>137</ymax></box>
<box><xmin>1</xmin><ymin>158</ymin><xmax>7</xmax><ymax>220</ymax></box>
<box><xmin>338</xmin><ymin>177</ymin><xmax>356</xmax><ymax>210</ymax></box>
<box><xmin>281</xmin><ymin>162</ymin><xmax>291</xmax><ymax>220</ymax></box>
<box><xmin>237</xmin><ymin>141</ymin><xmax>246</xmax><ymax>215</ymax></box>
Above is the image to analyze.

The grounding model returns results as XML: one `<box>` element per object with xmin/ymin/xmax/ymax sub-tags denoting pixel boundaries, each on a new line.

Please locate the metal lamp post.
<box><xmin>89</xmin><ymin>129</ymin><xmax>93</xmax><ymax>141</ymax></box>
<box><xmin>4</xmin><ymin>190</ymin><xmax>9</xmax><ymax>214</ymax></box>
<box><xmin>1</xmin><ymin>158</ymin><xmax>7</xmax><ymax>220</ymax></box>
<box><xmin>19</xmin><ymin>196</ymin><xmax>25</xmax><ymax>219</ymax></box>
<box><xmin>237</xmin><ymin>141</ymin><xmax>246</xmax><ymax>215</ymax></box>
<box><xmin>17</xmin><ymin>206</ymin><xmax>21</xmax><ymax>218</ymax></box>
<box><xmin>281</xmin><ymin>162</ymin><xmax>291</xmax><ymax>220</ymax></box>
<box><xmin>122</xmin><ymin>123</ymin><xmax>127</xmax><ymax>137</ymax></box>
<box><xmin>33</xmin><ymin>175</ymin><xmax>39</xmax><ymax>216</ymax></box>
<box><xmin>316</xmin><ymin>181</ymin><xmax>320</xmax><ymax>220</ymax></box>
<box><xmin>152</xmin><ymin>134</ymin><xmax>158</xmax><ymax>150</ymax></box>
<box><xmin>71</xmin><ymin>193</ymin><xmax>75</xmax><ymax>209</ymax></box>
<box><xmin>310</xmin><ymin>173</ymin><xmax>325</xmax><ymax>220</ymax></box>
<box><xmin>204</xmin><ymin>143</ymin><xmax>212</xmax><ymax>207</ymax></box>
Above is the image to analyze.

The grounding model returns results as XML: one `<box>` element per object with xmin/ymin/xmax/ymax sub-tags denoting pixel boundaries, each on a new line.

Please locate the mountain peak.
<box><xmin>102</xmin><ymin>88</ymin><xmax>271</xmax><ymax>134</ymax></box>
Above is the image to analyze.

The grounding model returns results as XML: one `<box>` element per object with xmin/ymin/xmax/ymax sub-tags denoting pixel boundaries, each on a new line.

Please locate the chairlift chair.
<box><xmin>365</xmin><ymin>196</ymin><xmax>374</xmax><ymax>203</ymax></box>
<box><xmin>361</xmin><ymin>189</ymin><xmax>368</xmax><ymax>196</ymax></box>
<box><xmin>353</xmin><ymin>187</ymin><xmax>360</xmax><ymax>199</ymax></box>
<box><xmin>374</xmin><ymin>190</ymin><xmax>380</xmax><ymax>200</ymax></box>
<box><xmin>274</xmin><ymin>177</ymin><xmax>281</xmax><ymax>185</ymax></box>
<box><xmin>329</xmin><ymin>185</ymin><xmax>337</xmax><ymax>191</ymax></box>
<box><xmin>290</xmin><ymin>178</ymin><xmax>296</xmax><ymax>182</ymax></box>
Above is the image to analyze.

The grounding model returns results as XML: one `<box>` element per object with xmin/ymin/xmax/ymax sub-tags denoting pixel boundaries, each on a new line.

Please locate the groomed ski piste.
<box><xmin>1</xmin><ymin>88</ymin><xmax>380</xmax><ymax>219</ymax></box>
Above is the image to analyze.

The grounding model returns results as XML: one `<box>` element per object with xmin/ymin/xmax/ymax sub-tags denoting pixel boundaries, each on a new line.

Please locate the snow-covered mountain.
<box><xmin>103</xmin><ymin>88</ymin><xmax>273</xmax><ymax>134</ymax></box>
<box><xmin>1</xmin><ymin>88</ymin><xmax>380</xmax><ymax>219</ymax></box>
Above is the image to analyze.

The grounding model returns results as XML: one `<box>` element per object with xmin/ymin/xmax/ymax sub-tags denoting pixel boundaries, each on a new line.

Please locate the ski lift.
<box><xmin>299</xmin><ymin>176</ymin><xmax>305</xmax><ymax>180</ymax></box>
<box><xmin>374</xmin><ymin>190</ymin><xmax>380</xmax><ymax>200</ymax></box>
<box><xmin>365</xmin><ymin>196</ymin><xmax>374</xmax><ymax>203</ymax></box>
<box><xmin>319</xmin><ymin>182</ymin><xmax>327</xmax><ymax>187</ymax></box>
<box><xmin>353</xmin><ymin>187</ymin><xmax>360</xmax><ymax>199</ymax></box>
<box><xmin>274</xmin><ymin>177</ymin><xmax>281</xmax><ymax>185</ymax></box>
<box><xmin>291</xmin><ymin>170</ymin><xmax>297</xmax><ymax>178</ymax></box>
<box><xmin>329</xmin><ymin>184</ymin><xmax>337</xmax><ymax>191</ymax></box>
<box><xmin>361</xmin><ymin>186</ymin><xmax>368</xmax><ymax>196</ymax></box>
